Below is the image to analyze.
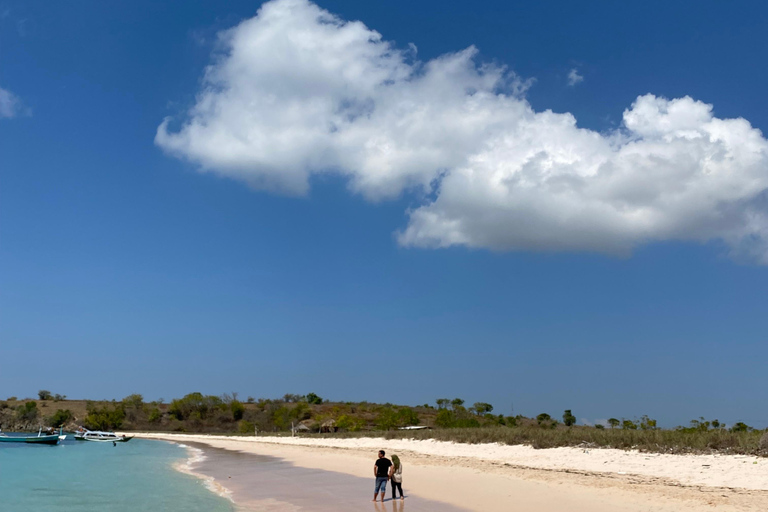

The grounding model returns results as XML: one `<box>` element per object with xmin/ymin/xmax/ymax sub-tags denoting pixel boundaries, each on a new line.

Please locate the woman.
<box><xmin>390</xmin><ymin>454</ymin><xmax>404</xmax><ymax>500</ymax></box>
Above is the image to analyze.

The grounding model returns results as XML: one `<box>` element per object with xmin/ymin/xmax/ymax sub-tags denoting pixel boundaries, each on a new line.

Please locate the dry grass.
<box><xmin>294</xmin><ymin>426</ymin><xmax>768</xmax><ymax>456</ymax></box>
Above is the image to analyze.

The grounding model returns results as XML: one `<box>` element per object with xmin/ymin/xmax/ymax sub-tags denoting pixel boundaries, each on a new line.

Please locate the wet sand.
<box><xmin>187</xmin><ymin>442</ymin><xmax>469</xmax><ymax>512</ymax></box>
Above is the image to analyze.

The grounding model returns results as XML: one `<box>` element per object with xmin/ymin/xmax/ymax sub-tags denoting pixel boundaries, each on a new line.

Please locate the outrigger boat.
<box><xmin>74</xmin><ymin>427</ymin><xmax>133</xmax><ymax>443</ymax></box>
<box><xmin>0</xmin><ymin>427</ymin><xmax>61</xmax><ymax>445</ymax></box>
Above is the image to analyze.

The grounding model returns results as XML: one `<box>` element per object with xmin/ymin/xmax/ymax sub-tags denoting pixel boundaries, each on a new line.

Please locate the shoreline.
<box><xmin>171</xmin><ymin>442</ymin><xmax>236</xmax><ymax>505</ymax></box>
<box><xmin>132</xmin><ymin>433</ymin><xmax>768</xmax><ymax>511</ymax></box>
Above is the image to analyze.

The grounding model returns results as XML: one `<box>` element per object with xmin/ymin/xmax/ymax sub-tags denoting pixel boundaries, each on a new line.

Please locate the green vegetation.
<box><xmin>84</xmin><ymin>401</ymin><xmax>125</xmax><ymax>430</ymax></box>
<box><xmin>1</xmin><ymin>392</ymin><xmax>766</xmax><ymax>457</ymax></box>
<box><xmin>48</xmin><ymin>409</ymin><xmax>74</xmax><ymax>427</ymax></box>
<box><xmin>16</xmin><ymin>401</ymin><xmax>39</xmax><ymax>423</ymax></box>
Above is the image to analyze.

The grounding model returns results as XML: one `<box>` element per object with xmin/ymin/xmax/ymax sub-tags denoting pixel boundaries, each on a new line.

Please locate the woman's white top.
<box><xmin>392</xmin><ymin>463</ymin><xmax>403</xmax><ymax>483</ymax></box>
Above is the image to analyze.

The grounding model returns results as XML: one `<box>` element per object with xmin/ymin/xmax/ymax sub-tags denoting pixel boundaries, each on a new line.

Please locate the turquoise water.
<box><xmin>0</xmin><ymin>438</ymin><xmax>233</xmax><ymax>512</ymax></box>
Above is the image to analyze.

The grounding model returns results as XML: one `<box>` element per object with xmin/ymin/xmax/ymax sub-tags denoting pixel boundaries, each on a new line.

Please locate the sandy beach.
<box><xmin>131</xmin><ymin>433</ymin><xmax>768</xmax><ymax>511</ymax></box>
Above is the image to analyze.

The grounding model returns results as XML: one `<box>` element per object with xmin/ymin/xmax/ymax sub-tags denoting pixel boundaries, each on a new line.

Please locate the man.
<box><xmin>372</xmin><ymin>449</ymin><xmax>393</xmax><ymax>502</ymax></box>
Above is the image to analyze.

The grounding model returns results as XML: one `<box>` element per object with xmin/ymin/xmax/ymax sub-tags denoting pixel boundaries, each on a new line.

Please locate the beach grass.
<box><xmin>290</xmin><ymin>426</ymin><xmax>768</xmax><ymax>456</ymax></box>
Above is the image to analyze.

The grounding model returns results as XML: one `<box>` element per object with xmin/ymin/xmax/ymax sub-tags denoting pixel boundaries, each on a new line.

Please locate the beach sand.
<box><xmin>132</xmin><ymin>433</ymin><xmax>768</xmax><ymax>511</ymax></box>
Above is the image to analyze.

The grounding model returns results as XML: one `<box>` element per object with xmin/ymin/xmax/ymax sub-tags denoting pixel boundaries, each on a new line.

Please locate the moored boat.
<box><xmin>0</xmin><ymin>428</ymin><xmax>60</xmax><ymax>445</ymax></box>
<box><xmin>74</xmin><ymin>427</ymin><xmax>133</xmax><ymax>443</ymax></box>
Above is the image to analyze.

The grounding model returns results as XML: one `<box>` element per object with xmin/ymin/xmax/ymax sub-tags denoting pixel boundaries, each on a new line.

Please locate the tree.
<box><xmin>436</xmin><ymin>398</ymin><xmax>450</xmax><ymax>410</ymax></box>
<box><xmin>48</xmin><ymin>409</ymin><xmax>73</xmax><ymax>427</ymax></box>
<box><xmin>396</xmin><ymin>408</ymin><xmax>420</xmax><ymax>426</ymax></box>
<box><xmin>451</xmin><ymin>398</ymin><xmax>465</xmax><ymax>410</ymax></box>
<box><xmin>16</xmin><ymin>401</ymin><xmax>39</xmax><ymax>423</ymax></box>
<box><xmin>562</xmin><ymin>409</ymin><xmax>576</xmax><ymax>427</ymax></box>
<box><xmin>123</xmin><ymin>394</ymin><xmax>144</xmax><ymax>409</ymax></box>
<box><xmin>38</xmin><ymin>390</ymin><xmax>52</xmax><ymax>401</ymax></box>
<box><xmin>231</xmin><ymin>400</ymin><xmax>245</xmax><ymax>421</ymax></box>
<box><xmin>607</xmin><ymin>418</ymin><xmax>620</xmax><ymax>429</ymax></box>
<box><xmin>622</xmin><ymin>419</ymin><xmax>637</xmax><ymax>430</ymax></box>
<box><xmin>84</xmin><ymin>402</ymin><xmax>125</xmax><ymax>430</ymax></box>
<box><xmin>435</xmin><ymin>409</ymin><xmax>455</xmax><ymax>428</ymax></box>
<box><xmin>639</xmin><ymin>415</ymin><xmax>657</xmax><ymax>430</ymax></box>
<box><xmin>473</xmin><ymin>402</ymin><xmax>494</xmax><ymax>415</ymax></box>
<box><xmin>375</xmin><ymin>408</ymin><xmax>399</xmax><ymax>430</ymax></box>
<box><xmin>305</xmin><ymin>393</ymin><xmax>323</xmax><ymax>405</ymax></box>
<box><xmin>536</xmin><ymin>413</ymin><xmax>551</xmax><ymax>425</ymax></box>
<box><xmin>730</xmin><ymin>422</ymin><xmax>752</xmax><ymax>432</ymax></box>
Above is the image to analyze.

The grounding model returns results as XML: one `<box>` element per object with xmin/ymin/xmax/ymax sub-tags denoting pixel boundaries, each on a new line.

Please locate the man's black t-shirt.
<box><xmin>375</xmin><ymin>458</ymin><xmax>392</xmax><ymax>477</ymax></box>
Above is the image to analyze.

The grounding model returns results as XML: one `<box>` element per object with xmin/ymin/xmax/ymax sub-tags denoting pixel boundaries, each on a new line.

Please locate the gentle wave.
<box><xmin>173</xmin><ymin>443</ymin><xmax>234</xmax><ymax>503</ymax></box>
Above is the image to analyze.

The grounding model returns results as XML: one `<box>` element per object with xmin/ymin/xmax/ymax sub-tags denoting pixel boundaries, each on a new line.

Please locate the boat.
<box><xmin>74</xmin><ymin>427</ymin><xmax>133</xmax><ymax>443</ymax></box>
<box><xmin>0</xmin><ymin>428</ymin><xmax>60</xmax><ymax>445</ymax></box>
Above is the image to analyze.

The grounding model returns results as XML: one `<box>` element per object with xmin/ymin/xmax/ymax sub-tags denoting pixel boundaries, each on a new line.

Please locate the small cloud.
<box><xmin>0</xmin><ymin>87</ymin><xmax>21</xmax><ymax>118</ymax></box>
<box><xmin>567</xmin><ymin>68</ymin><xmax>584</xmax><ymax>86</ymax></box>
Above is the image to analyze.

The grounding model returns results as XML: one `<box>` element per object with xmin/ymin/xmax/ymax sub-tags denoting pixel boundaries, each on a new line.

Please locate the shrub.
<box><xmin>562</xmin><ymin>410</ymin><xmax>576</xmax><ymax>427</ymax></box>
<box><xmin>375</xmin><ymin>408</ymin><xmax>399</xmax><ymax>430</ymax></box>
<box><xmin>38</xmin><ymin>390</ymin><xmax>52</xmax><ymax>401</ymax></box>
<box><xmin>148</xmin><ymin>407</ymin><xmax>162</xmax><ymax>423</ymax></box>
<box><xmin>48</xmin><ymin>409</ymin><xmax>73</xmax><ymax>427</ymax></box>
<box><xmin>622</xmin><ymin>419</ymin><xmax>637</xmax><ymax>430</ymax></box>
<box><xmin>16</xmin><ymin>401</ymin><xmax>39</xmax><ymax>422</ymax></box>
<box><xmin>759</xmin><ymin>432</ymin><xmax>768</xmax><ymax>452</ymax></box>
<box><xmin>536</xmin><ymin>413</ymin><xmax>551</xmax><ymax>426</ymax></box>
<box><xmin>473</xmin><ymin>402</ymin><xmax>494</xmax><ymax>415</ymax></box>
<box><xmin>435</xmin><ymin>409</ymin><xmax>454</xmax><ymax>428</ymax></box>
<box><xmin>639</xmin><ymin>415</ymin><xmax>657</xmax><ymax>430</ymax></box>
<box><xmin>231</xmin><ymin>401</ymin><xmax>245</xmax><ymax>421</ymax></box>
<box><xmin>397</xmin><ymin>408</ymin><xmax>420</xmax><ymax>426</ymax></box>
<box><xmin>168</xmin><ymin>393</ymin><xmax>224</xmax><ymax>421</ymax></box>
<box><xmin>238</xmin><ymin>420</ymin><xmax>255</xmax><ymax>434</ymax></box>
<box><xmin>305</xmin><ymin>393</ymin><xmax>323</xmax><ymax>405</ymax></box>
<box><xmin>731</xmin><ymin>422</ymin><xmax>752</xmax><ymax>433</ymax></box>
<box><xmin>336</xmin><ymin>414</ymin><xmax>364</xmax><ymax>431</ymax></box>
<box><xmin>123</xmin><ymin>394</ymin><xmax>144</xmax><ymax>409</ymax></box>
<box><xmin>84</xmin><ymin>402</ymin><xmax>125</xmax><ymax>430</ymax></box>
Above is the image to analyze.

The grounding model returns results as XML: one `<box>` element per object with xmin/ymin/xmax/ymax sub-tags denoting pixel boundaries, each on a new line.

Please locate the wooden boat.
<box><xmin>0</xmin><ymin>428</ymin><xmax>60</xmax><ymax>445</ymax></box>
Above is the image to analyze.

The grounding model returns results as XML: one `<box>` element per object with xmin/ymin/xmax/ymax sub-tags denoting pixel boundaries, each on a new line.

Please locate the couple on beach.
<box><xmin>373</xmin><ymin>450</ymin><xmax>404</xmax><ymax>502</ymax></box>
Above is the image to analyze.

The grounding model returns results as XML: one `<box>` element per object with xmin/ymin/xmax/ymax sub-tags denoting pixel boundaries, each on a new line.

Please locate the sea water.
<box><xmin>0</xmin><ymin>438</ymin><xmax>233</xmax><ymax>512</ymax></box>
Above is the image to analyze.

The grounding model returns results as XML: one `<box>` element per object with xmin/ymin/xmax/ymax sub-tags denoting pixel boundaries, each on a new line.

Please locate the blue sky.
<box><xmin>1</xmin><ymin>0</ymin><xmax>767</xmax><ymax>428</ymax></box>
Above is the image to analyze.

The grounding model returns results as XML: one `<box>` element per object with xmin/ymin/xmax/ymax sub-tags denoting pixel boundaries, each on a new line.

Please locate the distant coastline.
<box><xmin>2</xmin><ymin>392</ymin><xmax>767</xmax><ymax>458</ymax></box>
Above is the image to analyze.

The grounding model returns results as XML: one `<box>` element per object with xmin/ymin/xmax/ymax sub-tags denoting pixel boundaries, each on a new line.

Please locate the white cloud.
<box><xmin>0</xmin><ymin>87</ymin><xmax>20</xmax><ymax>118</ymax></box>
<box><xmin>157</xmin><ymin>0</ymin><xmax>768</xmax><ymax>263</ymax></box>
<box><xmin>567</xmin><ymin>68</ymin><xmax>584</xmax><ymax>86</ymax></box>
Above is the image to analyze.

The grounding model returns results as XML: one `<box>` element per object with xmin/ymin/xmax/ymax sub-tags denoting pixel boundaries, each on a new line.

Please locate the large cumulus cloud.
<box><xmin>156</xmin><ymin>0</ymin><xmax>768</xmax><ymax>262</ymax></box>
